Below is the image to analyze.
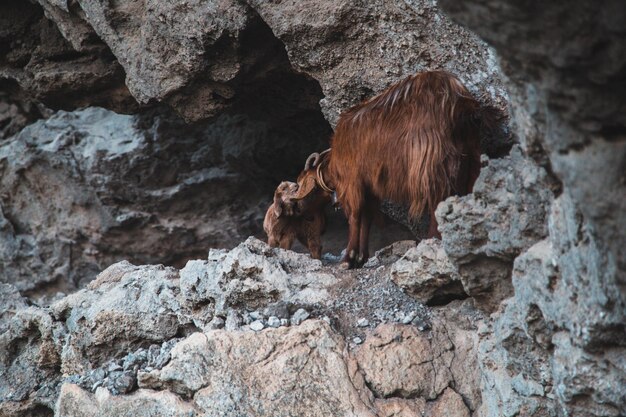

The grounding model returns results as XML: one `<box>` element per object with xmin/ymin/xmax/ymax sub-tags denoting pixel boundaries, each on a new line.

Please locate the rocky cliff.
<box><xmin>1</xmin><ymin>0</ymin><xmax>624</xmax><ymax>416</ymax></box>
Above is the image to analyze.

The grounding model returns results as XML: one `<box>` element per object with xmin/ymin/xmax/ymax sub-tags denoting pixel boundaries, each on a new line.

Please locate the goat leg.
<box><xmin>279</xmin><ymin>234</ymin><xmax>296</xmax><ymax>250</ymax></box>
<box><xmin>307</xmin><ymin>239</ymin><xmax>322</xmax><ymax>260</ymax></box>
<box><xmin>357</xmin><ymin>199</ymin><xmax>378</xmax><ymax>266</ymax></box>
<box><xmin>341</xmin><ymin>210</ymin><xmax>361</xmax><ymax>269</ymax></box>
<box><xmin>427</xmin><ymin>207</ymin><xmax>442</xmax><ymax>239</ymax></box>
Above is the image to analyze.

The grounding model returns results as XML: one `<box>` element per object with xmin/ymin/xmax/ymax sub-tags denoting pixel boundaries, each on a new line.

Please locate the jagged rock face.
<box><xmin>0</xmin><ymin>102</ymin><xmax>329</xmax><ymax>297</ymax></box>
<box><xmin>0</xmin><ymin>0</ymin><xmax>134</xmax><ymax>113</ymax></box>
<box><xmin>439</xmin><ymin>0</ymin><xmax>626</xmax><ymax>277</ymax></box>
<box><xmin>436</xmin><ymin>146</ymin><xmax>553</xmax><ymax>312</ymax></box>
<box><xmin>436</xmin><ymin>1</ymin><xmax>626</xmax><ymax>415</ymax></box>
<box><xmin>0</xmin><ymin>0</ymin><xmax>509</xmax><ymax>300</ymax></box>
<box><xmin>1</xmin><ymin>0</ymin><xmax>624</xmax><ymax>417</ymax></box>
<box><xmin>1</xmin><ymin>238</ymin><xmax>481</xmax><ymax>417</ymax></box>
<box><xmin>1</xmin><ymin>0</ymin><xmax>510</xmax><ymax>137</ymax></box>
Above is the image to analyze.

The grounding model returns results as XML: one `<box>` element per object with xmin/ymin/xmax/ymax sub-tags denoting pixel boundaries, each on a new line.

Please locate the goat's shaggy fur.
<box><xmin>263</xmin><ymin>181</ymin><xmax>327</xmax><ymax>259</ymax></box>
<box><xmin>295</xmin><ymin>71</ymin><xmax>487</xmax><ymax>268</ymax></box>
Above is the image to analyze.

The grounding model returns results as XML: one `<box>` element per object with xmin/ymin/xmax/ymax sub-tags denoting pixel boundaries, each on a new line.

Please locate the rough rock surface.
<box><xmin>389</xmin><ymin>238</ymin><xmax>465</xmax><ymax>305</ymax></box>
<box><xmin>436</xmin><ymin>146</ymin><xmax>553</xmax><ymax>312</ymax></box>
<box><xmin>1</xmin><ymin>0</ymin><xmax>625</xmax><ymax>416</ymax></box>
<box><xmin>0</xmin><ymin>106</ymin><xmax>328</xmax><ymax>298</ymax></box>
<box><xmin>1</xmin><ymin>0</ymin><xmax>510</xmax><ymax>137</ymax></box>
<box><xmin>437</xmin><ymin>0</ymin><xmax>626</xmax><ymax>416</ymax></box>
<box><xmin>1</xmin><ymin>238</ymin><xmax>481</xmax><ymax>417</ymax></box>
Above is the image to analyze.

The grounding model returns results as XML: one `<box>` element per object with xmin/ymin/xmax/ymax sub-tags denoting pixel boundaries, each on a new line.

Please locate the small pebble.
<box><xmin>357</xmin><ymin>318</ymin><xmax>369</xmax><ymax>327</ymax></box>
<box><xmin>249</xmin><ymin>311</ymin><xmax>263</xmax><ymax>320</ymax></box>
<box><xmin>402</xmin><ymin>311</ymin><xmax>417</xmax><ymax>324</ymax></box>
<box><xmin>290</xmin><ymin>308</ymin><xmax>310</xmax><ymax>326</ymax></box>
<box><xmin>415</xmin><ymin>322</ymin><xmax>431</xmax><ymax>332</ymax></box>
<box><xmin>280</xmin><ymin>318</ymin><xmax>289</xmax><ymax>327</ymax></box>
<box><xmin>250</xmin><ymin>320</ymin><xmax>265</xmax><ymax>332</ymax></box>
<box><xmin>267</xmin><ymin>316</ymin><xmax>281</xmax><ymax>328</ymax></box>
<box><xmin>322</xmin><ymin>316</ymin><xmax>332</xmax><ymax>324</ymax></box>
<box><xmin>225</xmin><ymin>310</ymin><xmax>243</xmax><ymax>331</ymax></box>
<box><xmin>264</xmin><ymin>302</ymin><xmax>290</xmax><ymax>319</ymax></box>
<box><xmin>353</xmin><ymin>337</ymin><xmax>363</xmax><ymax>345</ymax></box>
<box><xmin>209</xmin><ymin>316</ymin><xmax>225</xmax><ymax>330</ymax></box>
<box><xmin>107</xmin><ymin>363</ymin><xmax>122</xmax><ymax>373</ymax></box>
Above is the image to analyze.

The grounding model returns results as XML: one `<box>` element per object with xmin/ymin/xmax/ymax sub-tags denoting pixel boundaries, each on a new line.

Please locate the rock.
<box><xmin>364</xmin><ymin>240</ymin><xmax>417</xmax><ymax>268</ymax></box>
<box><xmin>249</xmin><ymin>320</ymin><xmax>265</xmax><ymax>332</ymax></box>
<box><xmin>355</xmin><ymin>301</ymin><xmax>482</xmax><ymax>410</ymax></box>
<box><xmin>249</xmin><ymin>311</ymin><xmax>264</xmax><ymax>321</ymax></box>
<box><xmin>430</xmin><ymin>388</ymin><xmax>471</xmax><ymax>417</ymax></box>
<box><xmin>128</xmin><ymin>321</ymin><xmax>378</xmax><ymax>416</ymax></box>
<box><xmin>225</xmin><ymin>310</ymin><xmax>243</xmax><ymax>331</ymax></box>
<box><xmin>357</xmin><ymin>318</ymin><xmax>369</xmax><ymax>327</ymax></box>
<box><xmin>180</xmin><ymin>238</ymin><xmax>337</xmax><ymax>314</ymax></box>
<box><xmin>291</xmin><ymin>308</ymin><xmax>310</xmax><ymax>326</ymax></box>
<box><xmin>0</xmin><ymin>1</ymin><xmax>133</xmax><ymax>113</ymax></box>
<box><xmin>390</xmin><ymin>239</ymin><xmax>466</xmax><ymax>305</ymax></box>
<box><xmin>263</xmin><ymin>301</ymin><xmax>290</xmax><ymax>319</ymax></box>
<box><xmin>55</xmin><ymin>384</ymin><xmax>196</xmax><ymax>417</ymax></box>
<box><xmin>436</xmin><ymin>146</ymin><xmax>553</xmax><ymax>312</ymax></box>
<box><xmin>0</xmin><ymin>284</ymin><xmax>28</xmax><ymax>334</ymax></box>
<box><xmin>437</xmin><ymin>2</ymin><xmax>626</xmax><ymax>414</ymax></box>
<box><xmin>0</xmin><ymin>306</ymin><xmax>63</xmax><ymax>414</ymax></box>
<box><xmin>0</xmin><ymin>107</ymin><xmax>327</xmax><ymax>298</ymax></box>
<box><xmin>401</xmin><ymin>311</ymin><xmax>417</xmax><ymax>325</ymax></box>
<box><xmin>353</xmin><ymin>337</ymin><xmax>363</xmax><ymax>345</ymax></box>
<box><xmin>0</xmin><ymin>89</ymin><xmax>51</xmax><ymax>140</ymax></box>
<box><xmin>208</xmin><ymin>316</ymin><xmax>225</xmax><ymax>330</ymax></box>
<box><xmin>356</xmin><ymin>324</ymin><xmax>451</xmax><ymax>399</ymax></box>
<box><xmin>267</xmin><ymin>316</ymin><xmax>281</xmax><ymax>328</ymax></box>
<box><xmin>50</xmin><ymin>262</ymin><xmax>193</xmax><ymax>374</ymax></box>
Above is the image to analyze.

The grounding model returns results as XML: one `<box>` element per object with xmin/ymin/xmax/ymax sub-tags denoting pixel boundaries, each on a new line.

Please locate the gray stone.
<box><xmin>208</xmin><ymin>316</ymin><xmax>225</xmax><ymax>330</ymax></box>
<box><xmin>357</xmin><ymin>318</ymin><xmax>369</xmax><ymax>328</ymax></box>
<box><xmin>180</xmin><ymin>238</ymin><xmax>337</xmax><ymax>315</ymax></box>
<box><xmin>249</xmin><ymin>320</ymin><xmax>265</xmax><ymax>332</ymax></box>
<box><xmin>225</xmin><ymin>310</ymin><xmax>243</xmax><ymax>331</ymax></box>
<box><xmin>263</xmin><ymin>301</ymin><xmax>290</xmax><ymax>319</ymax></box>
<box><xmin>390</xmin><ymin>239</ymin><xmax>465</xmax><ymax>305</ymax></box>
<box><xmin>290</xmin><ymin>308</ymin><xmax>310</xmax><ymax>326</ymax></box>
<box><xmin>436</xmin><ymin>146</ymin><xmax>553</xmax><ymax>312</ymax></box>
<box><xmin>267</xmin><ymin>316</ymin><xmax>281</xmax><ymax>328</ymax></box>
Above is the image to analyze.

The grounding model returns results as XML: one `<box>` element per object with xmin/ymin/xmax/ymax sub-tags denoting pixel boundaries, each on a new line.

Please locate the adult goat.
<box><xmin>293</xmin><ymin>71</ymin><xmax>487</xmax><ymax>268</ymax></box>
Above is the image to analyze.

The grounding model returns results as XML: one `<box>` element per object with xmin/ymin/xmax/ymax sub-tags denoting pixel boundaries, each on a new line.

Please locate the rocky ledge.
<box><xmin>2</xmin><ymin>236</ymin><xmax>481</xmax><ymax>417</ymax></box>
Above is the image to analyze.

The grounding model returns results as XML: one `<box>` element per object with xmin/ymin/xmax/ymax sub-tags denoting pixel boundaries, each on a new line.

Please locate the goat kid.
<box><xmin>293</xmin><ymin>71</ymin><xmax>489</xmax><ymax>269</ymax></box>
<box><xmin>263</xmin><ymin>181</ymin><xmax>328</xmax><ymax>259</ymax></box>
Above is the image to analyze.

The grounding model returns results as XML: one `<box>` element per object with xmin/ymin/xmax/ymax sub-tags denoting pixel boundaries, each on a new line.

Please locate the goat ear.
<box><xmin>273</xmin><ymin>201</ymin><xmax>283</xmax><ymax>217</ymax></box>
<box><xmin>293</xmin><ymin>175</ymin><xmax>317</xmax><ymax>200</ymax></box>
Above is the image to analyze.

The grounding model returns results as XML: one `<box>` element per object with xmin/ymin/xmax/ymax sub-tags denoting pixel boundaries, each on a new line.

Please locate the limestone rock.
<box><xmin>180</xmin><ymin>237</ymin><xmax>337</xmax><ymax>314</ymax></box>
<box><xmin>50</xmin><ymin>261</ymin><xmax>193</xmax><ymax>374</ymax></box>
<box><xmin>55</xmin><ymin>384</ymin><xmax>196</xmax><ymax>417</ymax></box>
<box><xmin>0</xmin><ymin>107</ymin><xmax>326</xmax><ymax>297</ymax></box>
<box><xmin>133</xmin><ymin>321</ymin><xmax>377</xmax><ymax>416</ymax></box>
<box><xmin>356</xmin><ymin>300</ymin><xmax>483</xmax><ymax>411</ymax></box>
<box><xmin>390</xmin><ymin>239</ymin><xmax>465</xmax><ymax>305</ymax></box>
<box><xmin>436</xmin><ymin>146</ymin><xmax>553</xmax><ymax>312</ymax></box>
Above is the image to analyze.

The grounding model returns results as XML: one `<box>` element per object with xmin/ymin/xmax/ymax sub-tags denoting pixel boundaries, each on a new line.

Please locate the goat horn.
<box><xmin>304</xmin><ymin>152</ymin><xmax>320</xmax><ymax>171</ymax></box>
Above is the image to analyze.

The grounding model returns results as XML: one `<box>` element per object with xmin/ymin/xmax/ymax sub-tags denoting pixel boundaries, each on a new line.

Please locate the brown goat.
<box><xmin>263</xmin><ymin>181</ymin><xmax>328</xmax><ymax>259</ymax></box>
<box><xmin>294</xmin><ymin>71</ymin><xmax>485</xmax><ymax>268</ymax></box>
